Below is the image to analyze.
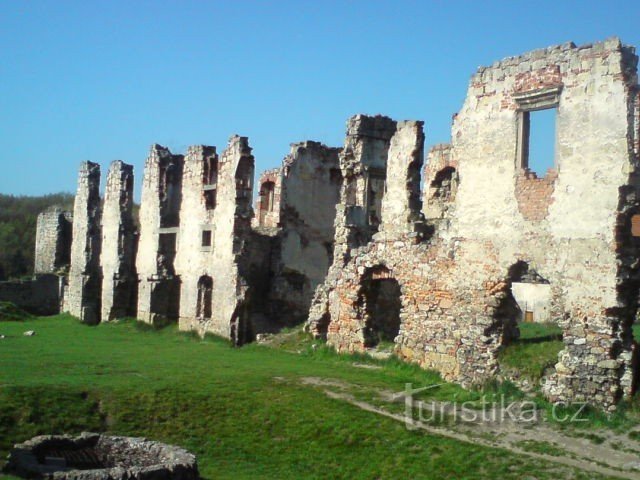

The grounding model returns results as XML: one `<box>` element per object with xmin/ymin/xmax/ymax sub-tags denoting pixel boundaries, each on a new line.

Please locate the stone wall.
<box><xmin>65</xmin><ymin>161</ymin><xmax>102</xmax><ymax>324</ymax></box>
<box><xmin>0</xmin><ymin>274</ymin><xmax>63</xmax><ymax>315</ymax></box>
<box><xmin>136</xmin><ymin>146</ymin><xmax>184</xmax><ymax>325</ymax></box>
<box><xmin>34</xmin><ymin>206</ymin><xmax>72</xmax><ymax>275</ymax></box>
<box><xmin>177</xmin><ymin>136</ymin><xmax>257</xmax><ymax>344</ymax></box>
<box><xmin>100</xmin><ymin>160</ymin><xmax>136</xmax><ymax>321</ymax></box>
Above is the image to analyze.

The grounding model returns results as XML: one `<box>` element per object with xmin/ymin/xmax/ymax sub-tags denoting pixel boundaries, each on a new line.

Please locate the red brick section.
<box><xmin>514</xmin><ymin>65</ymin><xmax>562</xmax><ymax>93</ymax></box>
<box><xmin>515</xmin><ymin>169</ymin><xmax>558</xmax><ymax>222</ymax></box>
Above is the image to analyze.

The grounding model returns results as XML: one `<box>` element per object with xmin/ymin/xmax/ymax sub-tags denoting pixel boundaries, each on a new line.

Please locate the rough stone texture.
<box><xmin>65</xmin><ymin>162</ymin><xmax>102</xmax><ymax>325</ymax></box>
<box><xmin>310</xmin><ymin>38</ymin><xmax>640</xmax><ymax>411</ymax></box>
<box><xmin>422</xmin><ymin>144</ymin><xmax>457</xmax><ymax>227</ymax></box>
<box><xmin>136</xmin><ymin>145</ymin><xmax>184</xmax><ymax>325</ymax></box>
<box><xmin>380</xmin><ymin>121</ymin><xmax>425</xmax><ymax>237</ymax></box>
<box><xmin>4</xmin><ymin>432</ymin><xmax>198</xmax><ymax>480</ymax></box>
<box><xmin>100</xmin><ymin>161</ymin><xmax>136</xmax><ymax>321</ymax></box>
<box><xmin>266</xmin><ymin>141</ymin><xmax>342</xmax><ymax>327</ymax></box>
<box><xmin>0</xmin><ymin>274</ymin><xmax>63</xmax><ymax>315</ymax></box>
<box><xmin>34</xmin><ymin>206</ymin><xmax>72</xmax><ymax>275</ymax></box>
<box><xmin>307</xmin><ymin>115</ymin><xmax>398</xmax><ymax>337</ymax></box>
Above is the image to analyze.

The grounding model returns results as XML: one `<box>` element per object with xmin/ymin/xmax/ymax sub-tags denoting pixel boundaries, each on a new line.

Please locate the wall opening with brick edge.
<box><xmin>358</xmin><ymin>266</ymin><xmax>402</xmax><ymax>349</ymax></box>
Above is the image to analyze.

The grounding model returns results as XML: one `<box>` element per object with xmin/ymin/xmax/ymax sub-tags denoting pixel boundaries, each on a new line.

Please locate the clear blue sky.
<box><xmin>1</xmin><ymin>0</ymin><xmax>638</xmax><ymax>197</ymax></box>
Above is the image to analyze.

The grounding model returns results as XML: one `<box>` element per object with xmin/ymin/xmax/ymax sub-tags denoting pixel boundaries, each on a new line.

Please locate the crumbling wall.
<box><xmin>310</xmin><ymin>39</ymin><xmax>640</xmax><ymax>410</ymax></box>
<box><xmin>136</xmin><ymin>146</ymin><xmax>184</xmax><ymax>325</ymax></box>
<box><xmin>446</xmin><ymin>38</ymin><xmax>639</xmax><ymax>410</ymax></box>
<box><xmin>267</xmin><ymin>141</ymin><xmax>341</xmax><ymax>326</ymax></box>
<box><xmin>34</xmin><ymin>206</ymin><xmax>72</xmax><ymax>275</ymax></box>
<box><xmin>100</xmin><ymin>160</ymin><xmax>136</xmax><ymax>321</ymax></box>
<box><xmin>308</xmin><ymin>115</ymin><xmax>397</xmax><ymax>337</ymax></box>
<box><xmin>65</xmin><ymin>161</ymin><xmax>102</xmax><ymax>324</ymax></box>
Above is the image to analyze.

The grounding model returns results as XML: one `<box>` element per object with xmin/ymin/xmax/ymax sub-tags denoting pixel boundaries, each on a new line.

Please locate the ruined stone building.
<box><xmin>308</xmin><ymin>38</ymin><xmax>640</xmax><ymax>411</ymax></box>
<box><xmin>31</xmin><ymin>37</ymin><xmax>640</xmax><ymax>409</ymax></box>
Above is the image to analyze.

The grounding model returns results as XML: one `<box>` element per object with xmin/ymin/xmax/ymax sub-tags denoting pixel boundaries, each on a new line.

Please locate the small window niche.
<box><xmin>201</xmin><ymin>229</ymin><xmax>212</xmax><ymax>248</ymax></box>
<box><xmin>514</xmin><ymin>86</ymin><xmax>561</xmax><ymax>179</ymax></box>
<box><xmin>203</xmin><ymin>185</ymin><xmax>217</xmax><ymax>210</ymax></box>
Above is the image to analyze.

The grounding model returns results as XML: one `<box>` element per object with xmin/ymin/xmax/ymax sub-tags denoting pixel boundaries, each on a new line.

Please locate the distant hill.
<box><xmin>0</xmin><ymin>193</ymin><xmax>74</xmax><ymax>280</ymax></box>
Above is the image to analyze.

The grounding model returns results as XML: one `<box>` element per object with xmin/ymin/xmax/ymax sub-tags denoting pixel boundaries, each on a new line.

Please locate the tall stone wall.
<box><xmin>308</xmin><ymin>115</ymin><xmax>397</xmax><ymax>336</ymax></box>
<box><xmin>267</xmin><ymin>141</ymin><xmax>341</xmax><ymax>326</ymax></box>
<box><xmin>65</xmin><ymin>161</ymin><xmax>102</xmax><ymax>324</ymax></box>
<box><xmin>100</xmin><ymin>160</ymin><xmax>136</xmax><ymax>321</ymax></box>
<box><xmin>177</xmin><ymin>136</ymin><xmax>256</xmax><ymax>344</ymax></box>
<box><xmin>173</xmin><ymin>145</ymin><xmax>218</xmax><ymax>329</ymax></box>
<box><xmin>34</xmin><ymin>206</ymin><xmax>72</xmax><ymax>274</ymax></box>
<box><xmin>136</xmin><ymin>145</ymin><xmax>184</xmax><ymax>325</ymax></box>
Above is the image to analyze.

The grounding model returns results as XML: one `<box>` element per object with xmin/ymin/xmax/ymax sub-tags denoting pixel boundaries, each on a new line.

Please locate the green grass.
<box><xmin>499</xmin><ymin>322</ymin><xmax>563</xmax><ymax>382</ymax></box>
<box><xmin>0</xmin><ymin>315</ymin><xmax>620</xmax><ymax>479</ymax></box>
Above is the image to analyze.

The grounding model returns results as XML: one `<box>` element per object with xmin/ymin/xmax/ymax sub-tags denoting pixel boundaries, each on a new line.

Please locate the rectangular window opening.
<box><xmin>201</xmin><ymin>229</ymin><xmax>212</xmax><ymax>247</ymax></box>
<box><xmin>519</xmin><ymin>107</ymin><xmax>557</xmax><ymax>178</ymax></box>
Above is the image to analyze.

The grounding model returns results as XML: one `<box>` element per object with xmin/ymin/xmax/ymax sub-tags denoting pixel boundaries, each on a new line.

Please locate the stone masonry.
<box><xmin>47</xmin><ymin>37</ymin><xmax>640</xmax><ymax>410</ymax></box>
<box><xmin>34</xmin><ymin>205</ymin><xmax>72</xmax><ymax>275</ymax></box>
<box><xmin>136</xmin><ymin>145</ymin><xmax>184</xmax><ymax>325</ymax></box>
<box><xmin>266</xmin><ymin>141</ymin><xmax>341</xmax><ymax>327</ymax></box>
<box><xmin>64</xmin><ymin>161</ymin><xmax>102</xmax><ymax>324</ymax></box>
<box><xmin>100</xmin><ymin>160</ymin><xmax>136</xmax><ymax>321</ymax></box>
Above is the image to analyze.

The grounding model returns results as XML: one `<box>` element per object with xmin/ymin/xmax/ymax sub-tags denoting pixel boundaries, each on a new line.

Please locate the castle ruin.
<box><xmin>31</xmin><ymin>38</ymin><xmax>640</xmax><ymax>410</ymax></box>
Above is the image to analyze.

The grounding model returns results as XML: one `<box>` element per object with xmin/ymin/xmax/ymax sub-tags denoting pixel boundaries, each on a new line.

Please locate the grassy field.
<box><xmin>0</xmin><ymin>315</ymin><xmax>627</xmax><ymax>479</ymax></box>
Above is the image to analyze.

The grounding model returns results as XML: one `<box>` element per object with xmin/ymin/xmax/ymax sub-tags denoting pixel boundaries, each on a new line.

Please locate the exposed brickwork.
<box><xmin>515</xmin><ymin>65</ymin><xmax>562</xmax><ymax>93</ymax></box>
<box><xmin>514</xmin><ymin>169</ymin><xmax>558</xmax><ymax>222</ymax></box>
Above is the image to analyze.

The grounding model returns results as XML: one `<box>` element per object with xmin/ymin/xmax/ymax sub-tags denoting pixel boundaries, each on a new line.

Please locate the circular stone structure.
<box><xmin>3</xmin><ymin>432</ymin><xmax>199</xmax><ymax>480</ymax></box>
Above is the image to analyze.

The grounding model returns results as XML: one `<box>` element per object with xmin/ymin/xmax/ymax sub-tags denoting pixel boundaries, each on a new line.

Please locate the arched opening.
<box><xmin>358</xmin><ymin>266</ymin><xmax>402</xmax><ymax>349</ymax></box>
<box><xmin>196</xmin><ymin>275</ymin><xmax>213</xmax><ymax>320</ymax></box>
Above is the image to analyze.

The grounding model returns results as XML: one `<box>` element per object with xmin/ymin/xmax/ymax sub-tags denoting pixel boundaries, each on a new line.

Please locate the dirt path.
<box><xmin>296</xmin><ymin>376</ymin><xmax>640</xmax><ymax>480</ymax></box>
